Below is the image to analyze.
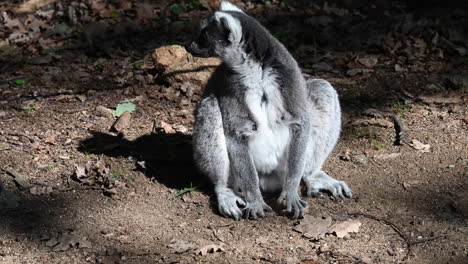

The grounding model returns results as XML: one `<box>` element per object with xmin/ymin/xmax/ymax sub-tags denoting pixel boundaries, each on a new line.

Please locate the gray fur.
<box><xmin>188</xmin><ymin>2</ymin><xmax>351</xmax><ymax>220</ymax></box>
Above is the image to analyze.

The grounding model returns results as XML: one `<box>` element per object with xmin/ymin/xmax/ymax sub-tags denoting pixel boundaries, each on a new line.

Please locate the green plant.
<box><xmin>187</xmin><ymin>0</ymin><xmax>201</xmax><ymax>10</ymax></box>
<box><xmin>170</xmin><ymin>4</ymin><xmax>185</xmax><ymax>15</ymax></box>
<box><xmin>15</xmin><ymin>79</ymin><xmax>25</xmax><ymax>85</ymax></box>
<box><xmin>94</xmin><ymin>64</ymin><xmax>105</xmax><ymax>72</ymax></box>
<box><xmin>391</xmin><ymin>102</ymin><xmax>411</xmax><ymax>111</ymax></box>
<box><xmin>109</xmin><ymin>170</ymin><xmax>124</xmax><ymax>180</ymax></box>
<box><xmin>371</xmin><ymin>138</ymin><xmax>383</xmax><ymax>150</ymax></box>
<box><xmin>134</xmin><ymin>61</ymin><xmax>144</xmax><ymax>68</ymax></box>
<box><xmin>111</xmin><ymin>10</ymin><xmax>120</xmax><ymax>17</ymax></box>
<box><xmin>176</xmin><ymin>183</ymin><xmax>197</xmax><ymax>197</ymax></box>
<box><xmin>20</xmin><ymin>106</ymin><xmax>36</xmax><ymax>112</ymax></box>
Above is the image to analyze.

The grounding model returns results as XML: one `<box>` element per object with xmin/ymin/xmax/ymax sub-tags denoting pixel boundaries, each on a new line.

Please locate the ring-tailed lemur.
<box><xmin>186</xmin><ymin>1</ymin><xmax>352</xmax><ymax>220</ymax></box>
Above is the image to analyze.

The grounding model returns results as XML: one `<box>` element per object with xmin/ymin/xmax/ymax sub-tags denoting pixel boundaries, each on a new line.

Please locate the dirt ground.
<box><xmin>1</xmin><ymin>1</ymin><xmax>467</xmax><ymax>264</ymax></box>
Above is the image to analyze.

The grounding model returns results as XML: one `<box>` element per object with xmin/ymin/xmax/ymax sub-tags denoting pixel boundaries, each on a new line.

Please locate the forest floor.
<box><xmin>0</xmin><ymin>1</ymin><xmax>467</xmax><ymax>263</ymax></box>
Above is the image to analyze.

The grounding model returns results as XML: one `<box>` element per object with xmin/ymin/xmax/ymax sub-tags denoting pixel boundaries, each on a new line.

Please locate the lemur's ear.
<box><xmin>219</xmin><ymin>17</ymin><xmax>232</xmax><ymax>41</ymax></box>
<box><xmin>215</xmin><ymin>12</ymin><xmax>242</xmax><ymax>44</ymax></box>
<box><xmin>219</xmin><ymin>1</ymin><xmax>244</xmax><ymax>13</ymax></box>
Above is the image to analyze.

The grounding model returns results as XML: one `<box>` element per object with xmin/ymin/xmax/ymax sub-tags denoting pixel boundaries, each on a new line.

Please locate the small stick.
<box><xmin>2</xmin><ymin>167</ymin><xmax>31</xmax><ymax>189</ymax></box>
<box><xmin>348</xmin><ymin>212</ymin><xmax>412</xmax><ymax>261</ymax></box>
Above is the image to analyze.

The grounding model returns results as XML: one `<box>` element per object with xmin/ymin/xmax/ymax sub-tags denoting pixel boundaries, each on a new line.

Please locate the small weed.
<box><xmin>15</xmin><ymin>79</ymin><xmax>25</xmax><ymax>85</ymax></box>
<box><xmin>391</xmin><ymin>102</ymin><xmax>411</xmax><ymax>111</ymax></box>
<box><xmin>94</xmin><ymin>64</ymin><xmax>105</xmax><ymax>72</ymax></box>
<box><xmin>111</xmin><ymin>10</ymin><xmax>120</xmax><ymax>17</ymax></box>
<box><xmin>371</xmin><ymin>138</ymin><xmax>383</xmax><ymax>150</ymax></box>
<box><xmin>170</xmin><ymin>4</ymin><xmax>185</xmax><ymax>15</ymax></box>
<box><xmin>110</xmin><ymin>170</ymin><xmax>124</xmax><ymax>180</ymax></box>
<box><xmin>20</xmin><ymin>106</ymin><xmax>36</xmax><ymax>112</ymax></box>
<box><xmin>134</xmin><ymin>61</ymin><xmax>144</xmax><ymax>68</ymax></box>
<box><xmin>187</xmin><ymin>0</ymin><xmax>201</xmax><ymax>11</ymax></box>
<box><xmin>176</xmin><ymin>183</ymin><xmax>197</xmax><ymax>197</ymax></box>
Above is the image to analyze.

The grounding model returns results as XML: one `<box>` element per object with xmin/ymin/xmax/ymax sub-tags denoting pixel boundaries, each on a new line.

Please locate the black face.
<box><xmin>185</xmin><ymin>16</ymin><xmax>231</xmax><ymax>58</ymax></box>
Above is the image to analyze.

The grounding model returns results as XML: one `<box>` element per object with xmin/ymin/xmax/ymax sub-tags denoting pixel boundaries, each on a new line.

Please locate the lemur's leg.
<box><xmin>302</xmin><ymin>79</ymin><xmax>352</xmax><ymax>199</ymax></box>
<box><xmin>193</xmin><ymin>95</ymin><xmax>245</xmax><ymax>220</ymax></box>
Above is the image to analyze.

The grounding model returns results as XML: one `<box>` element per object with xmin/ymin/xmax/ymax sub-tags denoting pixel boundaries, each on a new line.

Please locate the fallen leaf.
<box><xmin>409</xmin><ymin>139</ymin><xmax>430</xmax><ymax>153</ymax></box>
<box><xmin>15</xmin><ymin>0</ymin><xmax>58</xmax><ymax>13</ymax></box>
<box><xmin>350</xmin><ymin>119</ymin><xmax>394</xmax><ymax>128</ymax></box>
<box><xmin>160</xmin><ymin>121</ymin><xmax>175</xmax><ymax>134</ymax></box>
<box><xmin>293</xmin><ymin>216</ymin><xmax>332</xmax><ymax>240</ymax></box>
<box><xmin>195</xmin><ymin>243</ymin><xmax>226</xmax><ymax>256</ymax></box>
<box><xmin>255</xmin><ymin>236</ymin><xmax>269</xmax><ymax>244</ymax></box>
<box><xmin>46</xmin><ymin>231</ymin><xmax>92</xmax><ymax>251</ymax></box>
<box><xmin>340</xmin><ymin>149</ymin><xmax>351</xmax><ymax>161</ymax></box>
<box><xmin>362</xmin><ymin>108</ymin><xmax>382</xmax><ymax>118</ymax></box>
<box><xmin>74</xmin><ymin>165</ymin><xmax>87</xmax><ymax>180</ymax></box>
<box><xmin>357</xmin><ymin>56</ymin><xmax>378</xmax><ymax>68</ymax></box>
<box><xmin>113</xmin><ymin>102</ymin><xmax>136</xmax><ymax>117</ymax></box>
<box><xmin>329</xmin><ymin>220</ymin><xmax>361</xmax><ymax>238</ymax></box>
<box><xmin>168</xmin><ymin>239</ymin><xmax>196</xmax><ymax>254</ymax></box>
<box><xmin>116</xmin><ymin>235</ymin><xmax>131</xmax><ymax>244</ymax></box>
<box><xmin>394</xmin><ymin>64</ymin><xmax>405</xmax><ymax>72</ymax></box>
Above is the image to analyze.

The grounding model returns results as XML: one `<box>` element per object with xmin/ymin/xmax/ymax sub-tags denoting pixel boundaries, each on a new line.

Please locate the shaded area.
<box><xmin>77</xmin><ymin>130</ymin><xmax>211</xmax><ymax>191</ymax></box>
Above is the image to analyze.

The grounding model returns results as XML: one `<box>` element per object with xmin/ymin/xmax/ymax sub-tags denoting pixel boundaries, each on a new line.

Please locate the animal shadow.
<box><xmin>77</xmin><ymin>130</ymin><xmax>210</xmax><ymax>191</ymax></box>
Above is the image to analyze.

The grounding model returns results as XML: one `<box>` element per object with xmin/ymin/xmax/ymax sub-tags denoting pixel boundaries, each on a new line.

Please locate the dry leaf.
<box><xmin>74</xmin><ymin>165</ymin><xmax>87</xmax><ymax>180</ymax></box>
<box><xmin>350</xmin><ymin>119</ymin><xmax>394</xmax><ymax>128</ymax></box>
<box><xmin>293</xmin><ymin>216</ymin><xmax>332</xmax><ymax>240</ymax></box>
<box><xmin>46</xmin><ymin>231</ymin><xmax>92</xmax><ymax>251</ymax></box>
<box><xmin>160</xmin><ymin>121</ymin><xmax>175</xmax><ymax>134</ymax></box>
<box><xmin>15</xmin><ymin>0</ymin><xmax>58</xmax><ymax>13</ymax></box>
<box><xmin>357</xmin><ymin>57</ymin><xmax>378</xmax><ymax>68</ymax></box>
<box><xmin>168</xmin><ymin>239</ymin><xmax>196</xmax><ymax>254</ymax></box>
<box><xmin>394</xmin><ymin>64</ymin><xmax>405</xmax><ymax>72</ymax></box>
<box><xmin>195</xmin><ymin>244</ymin><xmax>226</xmax><ymax>256</ymax></box>
<box><xmin>409</xmin><ymin>139</ymin><xmax>430</xmax><ymax>153</ymax></box>
<box><xmin>330</xmin><ymin>220</ymin><xmax>361</xmax><ymax>238</ymax></box>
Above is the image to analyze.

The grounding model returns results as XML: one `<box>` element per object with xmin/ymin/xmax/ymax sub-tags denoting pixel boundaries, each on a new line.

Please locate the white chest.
<box><xmin>243</xmin><ymin>68</ymin><xmax>291</xmax><ymax>174</ymax></box>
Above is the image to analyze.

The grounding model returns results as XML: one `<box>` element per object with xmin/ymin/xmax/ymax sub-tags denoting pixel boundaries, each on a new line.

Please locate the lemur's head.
<box><xmin>185</xmin><ymin>1</ymin><xmax>244</xmax><ymax>58</ymax></box>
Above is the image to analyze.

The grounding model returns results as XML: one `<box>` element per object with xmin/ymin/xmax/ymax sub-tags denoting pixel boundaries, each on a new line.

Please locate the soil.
<box><xmin>0</xmin><ymin>1</ymin><xmax>467</xmax><ymax>264</ymax></box>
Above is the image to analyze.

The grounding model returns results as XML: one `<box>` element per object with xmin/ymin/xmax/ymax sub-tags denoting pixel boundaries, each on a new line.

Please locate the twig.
<box><xmin>392</xmin><ymin>114</ymin><xmax>408</xmax><ymax>145</ymax></box>
<box><xmin>348</xmin><ymin>212</ymin><xmax>412</xmax><ymax>261</ymax></box>
<box><xmin>2</xmin><ymin>167</ymin><xmax>74</xmax><ymax>192</ymax></box>
<box><xmin>2</xmin><ymin>167</ymin><xmax>31</xmax><ymax>189</ymax></box>
<box><xmin>411</xmin><ymin>235</ymin><xmax>444</xmax><ymax>246</ymax></box>
<box><xmin>6</xmin><ymin>132</ymin><xmax>35</xmax><ymax>142</ymax></box>
<box><xmin>348</xmin><ymin>212</ymin><xmax>444</xmax><ymax>261</ymax></box>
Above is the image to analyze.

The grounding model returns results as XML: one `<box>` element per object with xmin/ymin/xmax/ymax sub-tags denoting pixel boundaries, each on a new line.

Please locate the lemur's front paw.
<box><xmin>242</xmin><ymin>200</ymin><xmax>273</xmax><ymax>220</ymax></box>
<box><xmin>217</xmin><ymin>190</ymin><xmax>246</xmax><ymax>221</ymax></box>
<box><xmin>278</xmin><ymin>191</ymin><xmax>308</xmax><ymax>219</ymax></box>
